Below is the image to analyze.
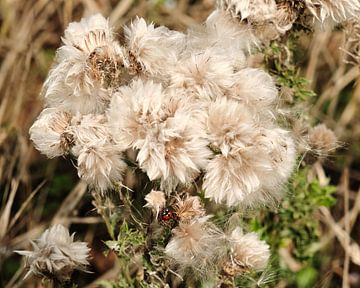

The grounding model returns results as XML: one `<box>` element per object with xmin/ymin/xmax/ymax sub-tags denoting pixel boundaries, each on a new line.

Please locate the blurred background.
<box><xmin>0</xmin><ymin>0</ymin><xmax>359</xmax><ymax>287</ymax></box>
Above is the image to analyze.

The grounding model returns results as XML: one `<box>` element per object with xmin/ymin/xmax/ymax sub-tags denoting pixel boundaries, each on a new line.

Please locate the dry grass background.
<box><xmin>0</xmin><ymin>0</ymin><xmax>360</xmax><ymax>287</ymax></box>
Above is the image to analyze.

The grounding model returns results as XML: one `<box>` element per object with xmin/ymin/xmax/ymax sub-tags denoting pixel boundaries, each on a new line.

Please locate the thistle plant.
<box><xmin>15</xmin><ymin>225</ymin><xmax>90</xmax><ymax>285</ymax></box>
<box><xmin>21</xmin><ymin>0</ymin><xmax>354</xmax><ymax>286</ymax></box>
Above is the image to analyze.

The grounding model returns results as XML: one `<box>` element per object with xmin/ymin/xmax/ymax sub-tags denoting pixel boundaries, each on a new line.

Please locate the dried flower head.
<box><xmin>204</xmin><ymin>126</ymin><xmax>295</xmax><ymax>207</ymax></box>
<box><xmin>173</xmin><ymin>195</ymin><xmax>206</xmax><ymax>222</ymax></box>
<box><xmin>29</xmin><ymin>108</ymin><xmax>73</xmax><ymax>158</ymax></box>
<box><xmin>217</xmin><ymin>0</ymin><xmax>289</xmax><ymax>41</ymax></box>
<box><xmin>124</xmin><ymin>17</ymin><xmax>184</xmax><ymax>76</ymax></box>
<box><xmin>70</xmin><ymin>114</ymin><xmax>126</xmax><ymax>192</ymax></box>
<box><xmin>206</xmin><ymin>97</ymin><xmax>257</xmax><ymax>157</ymax></box>
<box><xmin>170</xmin><ymin>49</ymin><xmax>235</xmax><ymax>100</ymax></box>
<box><xmin>203</xmin><ymin>10</ymin><xmax>253</xmax><ymax>67</ymax></box>
<box><xmin>108</xmin><ymin>79</ymin><xmax>211</xmax><ymax>186</ymax></box>
<box><xmin>144</xmin><ymin>190</ymin><xmax>166</xmax><ymax>216</ymax></box>
<box><xmin>15</xmin><ymin>224</ymin><xmax>90</xmax><ymax>282</ymax></box>
<box><xmin>222</xmin><ymin>227</ymin><xmax>270</xmax><ymax>276</ymax></box>
<box><xmin>75</xmin><ymin>142</ymin><xmax>126</xmax><ymax>192</ymax></box>
<box><xmin>219</xmin><ymin>0</ymin><xmax>277</xmax><ymax>23</ymax></box>
<box><xmin>307</xmin><ymin>124</ymin><xmax>338</xmax><ymax>156</ymax></box>
<box><xmin>204</xmin><ymin>154</ymin><xmax>259</xmax><ymax>206</ymax></box>
<box><xmin>165</xmin><ymin>216</ymin><xmax>225</xmax><ymax>275</ymax></box>
<box><xmin>343</xmin><ymin>20</ymin><xmax>360</xmax><ymax>64</ymax></box>
<box><xmin>229</xmin><ymin>68</ymin><xmax>277</xmax><ymax>116</ymax></box>
<box><xmin>305</xmin><ymin>0</ymin><xmax>360</xmax><ymax>23</ymax></box>
<box><xmin>43</xmin><ymin>14</ymin><xmax>125</xmax><ymax>114</ymax></box>
<box><xmin>274</xmin><ymin>1</ymin><xmax>299</xmax><ymax>32</ymax></box>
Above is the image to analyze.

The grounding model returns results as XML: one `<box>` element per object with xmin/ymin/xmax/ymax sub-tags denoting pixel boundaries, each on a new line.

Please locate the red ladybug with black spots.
<box><xmin>158</xmin><ymin>207</ymin><xmax>179</xmax><ymax>226</ymax></box>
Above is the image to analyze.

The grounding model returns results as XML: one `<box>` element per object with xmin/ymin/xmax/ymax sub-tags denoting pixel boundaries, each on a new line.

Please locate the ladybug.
<box><xmin>158</xmin><ymin>207</ymin><xmax>179</xmax><ymax>226</ymax></box>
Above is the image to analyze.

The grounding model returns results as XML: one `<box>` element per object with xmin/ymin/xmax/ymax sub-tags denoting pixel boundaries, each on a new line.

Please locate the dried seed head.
<box><xmin>165</xmin><ymin>216</ymin><xmax>226</xmax><ymax>275</ymax></box>
<box><xmin>223</xmin><ymin>228</ymin><xmax>270</xmax><ymax>275</ymax></box>
<box><xmin>307</xmin><ymin>124</ymin><xmax>338</xmax><ymax>156</ymax></box>
<box><xmin>108</xmin><ymin>79</ymin><xmax>211</xmax><ymax>188</ymax></box>
<box><xmin>144</xmin><ymin>190</ymin><xmax>166</xmax><ymax>216</ymax></box>
<box><xmin>304</xmin><ymin>0</ymin><xmax>360</xmax><ymax>23</ymax></box>
<box><xmin>44</xmin><ymin>14</ymin><xmax>125</xmax><ymax>115</ymax></box>
<box><xmin>173</xmin><ymin>195</ymin><xmax>206</xmax><ymax>222</ymax></box>
<box><xmin>76</xmin><ymin>143</ymin><xmax>126</xmax><ymax>192</ymax></box>
<box><xmin>343</xmin><ymin>20</ymin><xmax>360</xmax><ymax>64</ymax></box>
<box><xmin>87</xmin><ymin>46</ymin><xmax>127</xmax><ymax>88</ymax></box>
<box><xmin>29</xmin><ymin>108</ymin><xmax>73</xmax><ymax>158</ymax></box>
<box><xmin>275</xmin><ymin>1</ymin><xmax>299</xmax><ymax>31</ymax></box>
<box><xmin>15</xmin><ymin>224</ymin><xmax>90</xmax><ymax>282</ymax></box>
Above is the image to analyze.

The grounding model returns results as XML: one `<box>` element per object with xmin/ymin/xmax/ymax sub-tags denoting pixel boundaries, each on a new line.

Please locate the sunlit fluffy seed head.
<box><xmin>108</xmin><ymin>79</ymin><xmax>212</xmax><ymax>186</ymax></box>
<box><xmin>173</xmin><ymin>195</ymin><xmax>206</xmax><ymax>222</ymax></box>
<box><xmin>70</xmin><ymin>113</ymin><xmax>110</xmax><ymax>146</ymax></box>
<box><xmin>63</xmin><ymin>14</ymin><xmax>113</xmax><ymax>51</ymax></box>
<box><xmin>75</xmin><ymin>142</ymin><xmax>126</xmax><ymax>192</ymax></box>
<box><xmin>204</xmin><ymin>127</ymin><xmax>296</xmax><ymax>207</ymax></box>
<box><xmin>229</xmin><ymin>68</ymin><xmax>277</xmax><ymax>117</ymax></box>
<box><xmin>217</xmin><ymin>0</ymin><xmax>288</xmax><ymax>41</ymax></box>
<box><xmin>305</xmin><ymin>0</ymin><xmax>360</xmax><ymax>23</ymax></box>
<box><xmin>274</xmin><ymin>1</ymin><xmax>299</xmax><ymax>32</ymax></box>
<box><xmin>124</xmin><ymin>17</ymin><xmax>184</xmax><ymax>76</ymax></box>
<box><xmin>15</xmin><ymin>224</ymin><xmax>90</xmax><ymax>282</ymax></box>
<box><xmin>62</xmin><ymin>13</ymin><xmax>125</xmax><ymax>81</ymax></box>
<box><xmin>43</xmin><ymin>63</ymin><xmax>111</xmax><ymax>115</ymax></box>
<box><xmin>144</xmin><ymin>190</ymin><xmax>166</xmax><ymax>216</ymax></box>
<box><xmin>205</xmin><ymin>9</ymin><xmax>258</xmax><ymax>58</ymax></box>
<box><xmin>241</xmin><ymin>127</ymin><xmax>296</xmax><ymax>206</ymax></box>
<box><xmin>219</xmin><ymin>0</ymin><xmax>277</xmax><ymax>23</ymax></box>
<box><xmin>206</xmin><ymin>97</ymin><xmax>257</xmax><ymax>157</ymax></box>
<box><xmin>43</xmin><ymin>14</ymin><xmax>125</xmax><ymax>115</ymax></box>
<box><xmin>224</xmin><ymin>227</ymin><xmax>270</xmax><ymax>274</ymax></box>
<box><xmin>70</xmin><ymin>114</ymin><xmax>126</xmax><ymax>192</ymax></box>
<box><xmin>169</xmin><ymin>50</ymin><xmax>235</xmax><ymax>100</ymax></box>
<box><xmin>204</xmin><ymin>154</ymin><xmax>261</xmax><ymax>206</ymax></box>
<box><xmin>307</xmin><ymin>124</ymin><xmax>338</xmax><ymax>155</ymax></box>
<box><xmin>236</xmin><ymin>127</ymin><xmax>296</xmax><ymax>207</ymax></box>
<box><xmin>29</xmin><ymin>108</ymin><xmax>73</xmax><ymax>158</ymax></box>
<box><xmin>165</xmin><ymin>216</ymin><xmax>225</xmax><ymax>275</ymax></box>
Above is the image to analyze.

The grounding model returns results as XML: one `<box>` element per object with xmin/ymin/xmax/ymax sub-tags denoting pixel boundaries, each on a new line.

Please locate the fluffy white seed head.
<box><xmin>75</xmin><ymin>142</ymin><xmax>125</xmax><ymax>192</ymax></box>
<box><xmin>144</xmin><ymin>190</ymin><xmax>166</xmax><ymax>216</ymax></box>
<box><xmin>165</xmin><ymin>216</ymin><xmax>225</xmax><ymax>275</ymax></box>
<box><xmin>108</xmin><ymin>79</ymin><xmax>211</xmax><ymax>186</ymax></box>
<box><xmin>217</xmin><ymin>0</ymin><xmax>287</xmax><ymax>42</ymax></box>
<box><xmin>240</xmin><ymin>127</ymin><xmax>296</xmax><ymax>207</ymax></box>
<box><xmin>170</xmin><ymin>50</ymin><xmax>235</xmax><ymax>100</ymax></box>
<box><xmin>43</xmin><ymin>14</ymin><xmax>125</xmax><ymax>115</ymax></box>
<box><xmin>229</xmin><ymin>68</ymin><xmax>277</xmax><ymax>118</ymax></box>
<box><xmin>204</xmin><ymin>9</ymin><xmax>258</xmax><ymax>57</ymax></box>
<box><xmin>307</xmin><ymin>123</ymin><xmax>338</xmax><ymax>156</ymax></box>
<box><xmin>206</xmin><ymin>97</ymin><xmax>257</xmax><ymax>157</ymax></box>
<box><xmin>204</xmin><ymin>154</ymin><xmax>261</xmax><ymax>206</ymax></box>
<box><xmin>305</xmin><ymin>0</ymin><xmax>360</xmax><ymax>23</ymax></box>
<box><xmin>63</xmin><ymin>14</ymin><xmax>114</xmax><ymax>52</ymax></box>
<box><xmin>173</xmin><ymin>195</ymin><xmax>206</xmax><ymax>222</ymax></box>
<box><xmin>219</xmin><ymin>0</ymin><xmax>278</xmax><ymax>22</ymax></box>
<box><xmin>124</xmin><ymin>17</ymin><xmax>184</xmax><ymax>76</ymax></box>
<box><xmin>70</xmin><ymin>114</ymin><xmax>126</xmax><ymax>192</ymax></box>
<box><xmin>29</xmin><ymin>108</ymin><xmax>73</xmax><ymax>158</ymax></box>
<box><xmin>225</xmin><ymin>227</ymin><xmax>270</xmax><ymax>273</ymax></box>
<box><xmin>70</xmin><ymin>113</ymin><xmax>110</xmax><ymax>146</ymax></box>
<box><xmin>204</xmin><ymin>126</ymin><xmax>296</xmax><ymax>207</ymax></box>
<box><xmin>15</xmin><ymin>224</ymin><xmax>90</xmax><ymax>282</ymax></box>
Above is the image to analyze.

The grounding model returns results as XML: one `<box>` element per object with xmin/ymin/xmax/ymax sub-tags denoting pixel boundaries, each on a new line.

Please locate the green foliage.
<box><xmin>105</xmin><ymin>221</ymin><xmax>146</xmax><ymax>261</ymax></box>
<box><xmin>250</xmin><ymin>167</ymin><xmax>336</xmax><ymax>287</ymax></box>
<box><xmin>265</xmin><ymin>42</ymin><xmax>316</xmax><ymax>103</ymax></box>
